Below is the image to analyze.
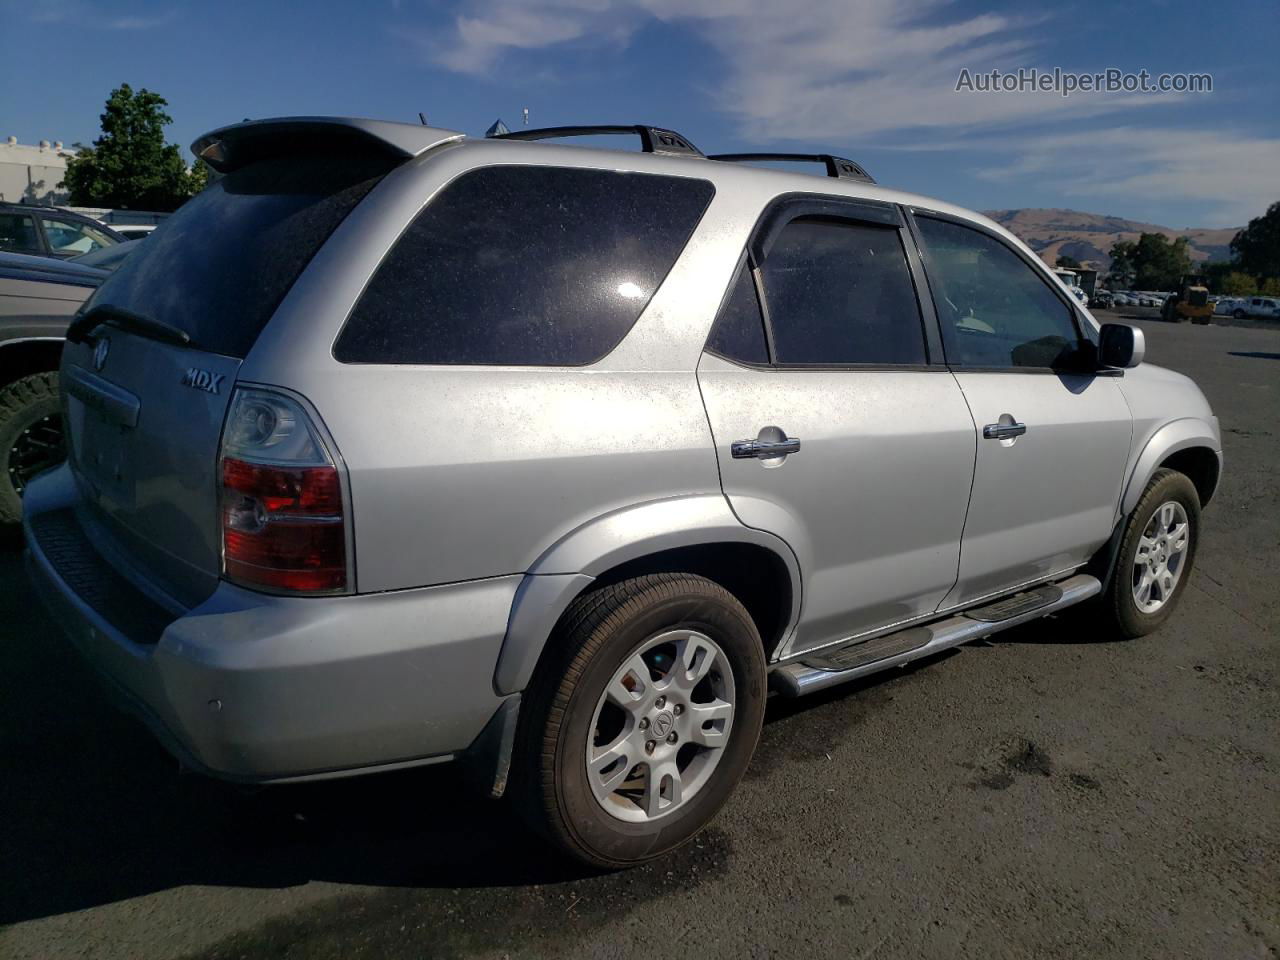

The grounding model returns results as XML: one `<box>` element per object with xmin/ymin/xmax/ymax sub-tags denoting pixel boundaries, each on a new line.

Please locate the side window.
<box><xmin>0</xmin><ymin>213</ymin><xmax>41</xmax><ymax>254</ymax></box>
<box><xmin>915</xmin><ymin>216</ymin><xmax>1083</xmax><ymax>369</ymax></box>
<box><xmin>41</xmin><ymin>217</ymin><xmax>116</xmax><ymax>256</ymax></box>
<box><xmin>705</xmin><ymin>259</ymin><xmax>768</xmax><ymax>364</ymax></box>
<box><xmin>335</xmin><ymin>167</ymin><xmax>715</xmax><ymax>365</ymax></box>
<box><xmin>759</xmin><ymin>218</ymin><xmax>926</xmax><ymax>365</ymax></box>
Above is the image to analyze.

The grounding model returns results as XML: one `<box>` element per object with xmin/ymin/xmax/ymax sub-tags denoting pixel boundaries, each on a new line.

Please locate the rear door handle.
<box><xmin>983</xmin><ymin>422</ymin><xmax>1027</xmax><ymax>440</ymax></box>
<box><xmin>732</xmin><ymin>437</ymin><xmax>801</xmax><ymax>459</ymax></box>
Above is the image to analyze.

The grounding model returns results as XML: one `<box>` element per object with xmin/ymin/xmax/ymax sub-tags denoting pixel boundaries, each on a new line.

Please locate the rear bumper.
<box><xmin>24</xmin><ymin>464</ymin><xmax>519</xmax><ymax>782</ymax></box>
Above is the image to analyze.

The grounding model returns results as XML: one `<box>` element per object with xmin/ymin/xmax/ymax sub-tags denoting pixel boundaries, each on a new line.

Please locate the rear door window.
<box><xmin>0</xmin><ymin>212</ymin><xmax>42</xmax><ymax>254</ymax></box>
<box><xmin>86</xmin><ymin>150</ymin><xmax>397</xmax><ymax>358</ymax></box>
<box><xmin>334</xmin><ymin>166</ymin><xmax>715</xmax><ymax>365</ymax></box>
<box><xmin>41</xmin><ymin>217</ymin><xmax>116</xmax><ymax>257</ymax></box>
<box><xmin>760</xmin><ymin>218</ymin><xmax>927</xmax><ymax>366</ymax></box>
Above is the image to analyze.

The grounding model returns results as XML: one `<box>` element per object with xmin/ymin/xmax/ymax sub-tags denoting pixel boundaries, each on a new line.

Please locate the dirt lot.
<box><xmin>1</xmin><ymin>314</ymin><xmax>1276</xmax><ymax>960</ymax></box>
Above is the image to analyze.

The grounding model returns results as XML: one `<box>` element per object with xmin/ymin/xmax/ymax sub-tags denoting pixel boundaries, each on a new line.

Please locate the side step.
<box><xmin>965</xmin><ymin>583</ymin><xmax>1063</xmax><ymax>622</ymax></box>
<box><xmin>772</xmin><ymin>574</ymin><xmax>1100</xmax><ymax>697</ymax></box>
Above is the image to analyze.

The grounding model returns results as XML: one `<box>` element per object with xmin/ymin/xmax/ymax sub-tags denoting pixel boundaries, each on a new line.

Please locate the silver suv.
<box><xmin>25</xmin><ymin>118</ymin><xmax>1222</xmax><ymax>868</ymax></box>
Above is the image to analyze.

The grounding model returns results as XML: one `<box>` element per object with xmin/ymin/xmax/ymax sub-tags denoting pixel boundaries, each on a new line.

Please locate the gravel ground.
<box><xmin>1</xmin><ymin>314</ymin><xmax>1276</xmax><ymax>960</ymax></box>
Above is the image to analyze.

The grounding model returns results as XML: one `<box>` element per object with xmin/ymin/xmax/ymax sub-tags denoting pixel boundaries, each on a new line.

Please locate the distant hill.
<box><xmin>983</xmin><ymin>208</ymin><xmax>1240</xmax><ymax>271</ymax></box>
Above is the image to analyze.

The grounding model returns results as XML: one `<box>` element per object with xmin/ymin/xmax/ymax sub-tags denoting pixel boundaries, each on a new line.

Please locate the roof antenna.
<box><xmin>418</xmin><ymin>112</ymin><xmax>428</xmax><ymax>126</ymax></box>
<box><xmin>522</xmin><ymin>107</ymin><xmax>529</xmax><ymax>126</ymax></box>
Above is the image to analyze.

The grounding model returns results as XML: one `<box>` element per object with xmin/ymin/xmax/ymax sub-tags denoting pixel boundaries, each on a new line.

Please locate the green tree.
<box><xmin>62</xmin><ymin>84</ymin><xmax>194</xmax><ymax>211</ymax></box>
<box><xmin>1111</xmin><ymin>233</ymin><xmax>1192</xmax><ymax>289</ymax></box>
<box><xmin>1261</xmin><ymin>277</ymin><xmax>1280</xmax><ymax>296</ymax></box>
<box><xmin>1055</xmin><ymin>254</ymin><xmax>1081</xmax><ymax>268</ymax></box>
<box><xmin>1200</xmin><ymin>260</ymin><xmax>1235</xmax><ymax>293</ymax></box>
<box><xmin>1107</xmin><ymin>239</ymin><xmax>1136</xmax><ymax>286</ymax></box>
<box><xmin>188</xmin><ymin>157</ymin><xmax>211</xmax><ymax>195</ymax></box>
<box><xmin>1230</xmin><ymin>201</ymin><xmax>1280</xmax><ymax>281</ymax></box>
<box><xmin>1143</xmin><ymin>233</ymin><xmax>1191</xmax><ymax>289</ymax></box>
<box><xmin>1222</xmin><ymin>271</ymin><xmax>1256</xmax><ymax>296</ymax></box>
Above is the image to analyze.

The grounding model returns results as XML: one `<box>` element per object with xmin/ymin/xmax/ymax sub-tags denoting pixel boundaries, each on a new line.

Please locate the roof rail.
<box><xmin>489</xmin><ymin>125</ymin><xmax>703</xmax><ymax>158</ymax></box>
<box><xmin>707</xmin><ymin>153</ymin><xmax>876</xmax><ymax>184</ymax></box>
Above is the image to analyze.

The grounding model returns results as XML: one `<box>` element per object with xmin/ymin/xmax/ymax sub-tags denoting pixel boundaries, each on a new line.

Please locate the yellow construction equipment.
<box><xmin>1162</xmin><ymin>275</ymin><xmax>1213</xmax><ymax>324</ymax></box>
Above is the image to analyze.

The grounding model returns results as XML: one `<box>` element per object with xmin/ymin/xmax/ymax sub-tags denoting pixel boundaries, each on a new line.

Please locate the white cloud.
<box><xmin>975</xmin><ymin>127</ymin><xmax>1280</xmax><ymax>226</ymax></box>
<box><xmin>414</xmin><ymin>0</ymin><xmax>1271</xmax><ymax>224</ymax></box>
<box><xmin>415</xmin><ymin>0</ymin><xmax>1179</xmax><ymax>139</ymax></box>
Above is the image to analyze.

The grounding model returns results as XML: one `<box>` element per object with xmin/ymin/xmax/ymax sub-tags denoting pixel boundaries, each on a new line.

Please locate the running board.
<box><xmin>772</xmin><ymin>574</ymin><xmax>1101</xmax><ymax>697</ymax></box>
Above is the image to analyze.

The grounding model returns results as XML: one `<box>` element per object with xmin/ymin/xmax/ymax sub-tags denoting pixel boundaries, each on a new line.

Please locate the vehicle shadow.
<box><xmin>0</xmin><ymin>540</ymin><xmax>1122</xmax><ymax>926</ymax></box>
<box><xmin>1228</xmin><ymin>351</ymin><xmax>1280</xmax><ymax>361</ymax></box>
<box><xmin>0</xmin><ymin>542</ymin><xmax>609</xmax><ymax>926</ymax></box>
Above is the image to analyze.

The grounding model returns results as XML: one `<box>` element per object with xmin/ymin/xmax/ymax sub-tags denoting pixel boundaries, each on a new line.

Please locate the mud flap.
<box><xmin>461</xmin><ymin>694</ymin><xmax>521</xmax><ymax>799</ymax></box>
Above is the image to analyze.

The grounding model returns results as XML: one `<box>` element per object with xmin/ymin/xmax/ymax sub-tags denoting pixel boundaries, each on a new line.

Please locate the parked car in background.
<box><xmin>25</xmin><ymin>116</ymin><xmax>1222</xmax><ymax>869</ymax></box>
<box><xmin>105</xmin><ymin>224</ymin><xmax>158</xmax><ymax>241</ymax></box>
<box><xmin>0</xmin><ymin>204</ymin><xmax>125</xmax><ymax>260</ymax></box>
<box><xmin>1090</xmin><ymin>290</ymin><xmax>1114</xmax><ymax>309</ymax></box>
<box><xmin>1231</xmin><ymin>296</ymin><xmax>1280</xmax><ymax>320</ymax></box>
<box><xmin>72</xmin><ymin>239</ymin><xmax>143</xmax><ymax>272</ymax></box>
<box><xmin>0</xmin><ymin>250</ymin><xmax>109</xmax><ymax>522</ymax></box>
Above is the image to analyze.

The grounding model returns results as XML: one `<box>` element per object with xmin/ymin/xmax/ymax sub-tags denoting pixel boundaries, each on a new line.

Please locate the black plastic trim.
<box><xmin>491</xmin><ymin>125</ymin><xmax>703</xmax><ymax>157</ymax></box>
<box><xmin>750</xmin><ymin>194</ymin><xmax>902</xmax><ymax>265</ymax></box>
<box><xmin>709</xmin><ymin>153</ymin><xmax>875</xmax><ymax>183</ymax></box>
<box><xmin>27</xmin><ymin>509</ymin><xmax>177</xmax><ymax>645</ymax></box>
<box><xmin>896</xmin><ymin>204</ymin><xmax>946</xmax><ymax>365</ymax></box>
<box><xmin>745</xmin><ymin>194</ymin><xmax>931</xmax><ymax>369</ymax></box>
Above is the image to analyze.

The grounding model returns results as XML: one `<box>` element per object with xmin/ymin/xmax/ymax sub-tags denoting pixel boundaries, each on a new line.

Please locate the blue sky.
<box><xmin>2</xmin><ymin>0</ymin><xmax>1277</xmax><ymax>227</ymax></box>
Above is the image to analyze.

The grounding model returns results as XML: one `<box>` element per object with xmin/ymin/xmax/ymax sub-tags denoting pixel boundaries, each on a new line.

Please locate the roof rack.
<box><xmin>707</xmin><ymin>153</ymin><xmax>876</xmax><ymax>184</ymax></box>
<box><xmin>488</xmin><ymin>125</ymin><xmax>703</xmax><ymax>158</ymax></box>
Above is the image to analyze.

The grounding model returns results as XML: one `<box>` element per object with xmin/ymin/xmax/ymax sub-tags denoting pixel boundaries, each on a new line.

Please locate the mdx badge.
<box><xmin>182</xmin><ymin>367</ymin><xmax>225</xmax><ymax>395</ymax></box>
<box><xmin>92</xmin><ymin>338</ymin><xmax>110</xmax><ymax>371</ymax></box>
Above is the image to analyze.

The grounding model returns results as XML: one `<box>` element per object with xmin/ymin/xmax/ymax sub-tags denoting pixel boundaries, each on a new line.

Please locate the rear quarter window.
<box><xmin>334</xmin><ymin>166</ymin><xmax>715</xmax><ymax>365</ymax></box>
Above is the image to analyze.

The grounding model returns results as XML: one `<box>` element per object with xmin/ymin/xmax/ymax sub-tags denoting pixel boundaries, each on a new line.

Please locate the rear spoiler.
<box><xmin>191</xmin><ymin>117</ymin><xmax>465</xmax><ymax>173</ymax></box>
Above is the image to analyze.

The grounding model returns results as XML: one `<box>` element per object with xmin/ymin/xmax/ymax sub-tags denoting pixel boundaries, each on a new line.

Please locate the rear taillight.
<box><xmin>219</xmin><ymin>388</ymin><xmax>349</xmax><ymax>594</ymax></box>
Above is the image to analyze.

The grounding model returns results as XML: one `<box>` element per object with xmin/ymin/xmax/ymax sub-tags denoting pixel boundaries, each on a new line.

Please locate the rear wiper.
<box><xmin>66</xmin><ymin>304</ymin><xmax>193</xmax><ymax>349</ymax></box>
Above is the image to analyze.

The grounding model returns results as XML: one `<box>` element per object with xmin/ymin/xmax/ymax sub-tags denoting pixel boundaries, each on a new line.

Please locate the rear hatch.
<box><xmin>60</xmin><ymin>148</ymin><xmax>399</xmax><ymax>609</ymax></box>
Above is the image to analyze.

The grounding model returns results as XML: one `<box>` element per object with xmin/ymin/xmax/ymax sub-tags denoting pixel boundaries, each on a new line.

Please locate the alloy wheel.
<box><xmin>1132</xmin><ymin>500</ymin><xmax>1191</xmax><ymax>614</ymax></box>
<box><xmin>586</xmin><ymin>629</ymin><xmax>735</xmax><ymax>823</ymax></box>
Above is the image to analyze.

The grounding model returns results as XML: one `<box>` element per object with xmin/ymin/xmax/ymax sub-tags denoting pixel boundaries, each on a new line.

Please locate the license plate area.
<box><xmin>76</xmin><ymin>400</ymin><xmax>136</xmax><ymax>509</ymax></box>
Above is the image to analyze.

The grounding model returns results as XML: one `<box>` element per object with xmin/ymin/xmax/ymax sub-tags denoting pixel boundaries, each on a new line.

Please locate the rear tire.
<box><xmin>1100</xmin><ymin>468</ymin><xmax>1200</xmax><ymax>638</ymax></box>
<box><xmin>513</xmin><ymin>573</ymin><xmax>766</xmax><ymax>869</ymax></box>
<box><xmin>0</xmin><ymin>372</ymin><xmax>64</xmax><ymax>526</ymax></box>
<box><xmin>1233</xmin><ymin>309</ymin><xmax>1246</xmax><ymax>319</ymax></box>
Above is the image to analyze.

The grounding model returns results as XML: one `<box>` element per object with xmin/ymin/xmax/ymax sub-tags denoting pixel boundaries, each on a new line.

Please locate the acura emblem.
<box><xmin>652</xmin><ymin>711</ymin><xmax>674</xmax><ymax>738</ymax></box>
<box><xmin>92</xmin><ymin>338</ymin><xmax>110</xmax><ymax>372</ymax></box>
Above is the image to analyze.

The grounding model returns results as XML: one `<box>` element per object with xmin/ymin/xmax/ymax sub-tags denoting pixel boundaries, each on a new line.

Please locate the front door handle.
<box><xmin>732</xmin><ymin>436</ymin><xmax>801</xmax><ymax>459</ymax></box>
<box><xmin>983</xmin><ymin>421</ymin><xmax>1027</xmax><ymax>440</ymax></box>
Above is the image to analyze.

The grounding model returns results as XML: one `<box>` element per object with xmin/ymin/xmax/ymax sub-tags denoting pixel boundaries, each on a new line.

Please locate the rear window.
<box><xmin>85</xmin><ymin>150</ymin><xmax>397</xmax><ymax>358</ymax></box>
<box><xmin>334</xmin><ymin>166</ymin><xmax>715</xmax><ymax>365</ymax></box>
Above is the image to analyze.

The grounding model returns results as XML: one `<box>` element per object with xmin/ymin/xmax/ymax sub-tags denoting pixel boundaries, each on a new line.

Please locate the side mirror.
<box><xmin>1098</xmin><ymin>323</ymin><xmax>1145</xmax><ymax>369</ymax></box>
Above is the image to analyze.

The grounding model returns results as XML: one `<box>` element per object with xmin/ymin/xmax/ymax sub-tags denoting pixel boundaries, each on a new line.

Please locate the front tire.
<box><xmin>514</xmin><ymin>573</ymin><xmax>767</xmax><ymax>868</ymax></box>
<box><xmin>1101</xmin><ymin>468</ymin><xmax>1200</xmax><ymax>638</ymax></box>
